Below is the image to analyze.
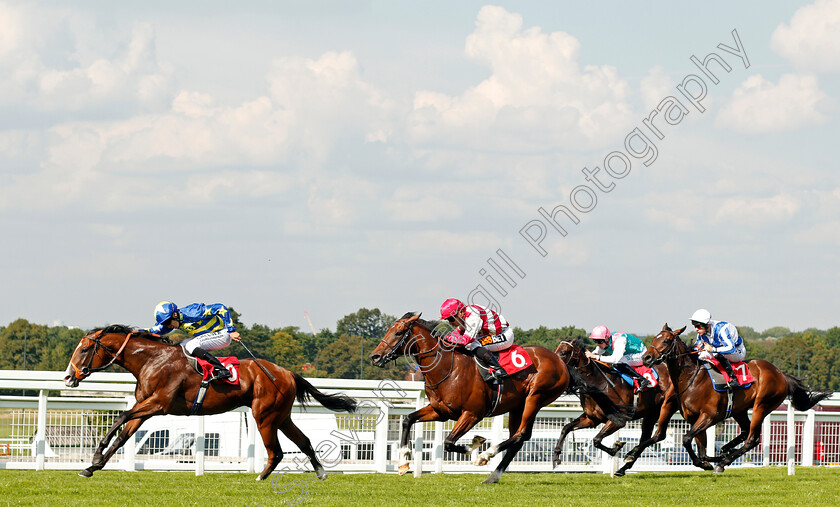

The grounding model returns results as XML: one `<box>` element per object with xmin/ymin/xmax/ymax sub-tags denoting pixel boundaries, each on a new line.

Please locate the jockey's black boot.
<box><xmin>191</xmin><ymin>347</ymin><xmax>232</xmax><ymax>382</ymax></box>
<box><xmin>714</xmin><ymin>353</ymin><xmax>740</xmax><ymax>389</ymax></box>
<box><xmin>474</xmin><ymin>346</ymin><xmax>507</xmax><ymax>380</ymax></box>
<box><xmin>614</xmin><ymin>363</ymin><xmax>651</xmax><ymax>391</ymax></box>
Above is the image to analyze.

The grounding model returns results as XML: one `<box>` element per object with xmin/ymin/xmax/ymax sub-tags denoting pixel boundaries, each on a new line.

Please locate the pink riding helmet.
<box><xmin>589</xmin><ymin>325</ymin><xmax>612</xmax><ymax>345</ymax></box>
<box><xmin>440</xmin><ymin>298</ymin><xmax>465</xmax><ymax>320</ymax></box>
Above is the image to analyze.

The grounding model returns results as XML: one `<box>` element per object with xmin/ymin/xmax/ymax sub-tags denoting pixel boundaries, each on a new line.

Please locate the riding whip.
<box><xmin>237</xmin><ymin>339</ymin><xmax>276</xmax><ymax>381</ymax></box>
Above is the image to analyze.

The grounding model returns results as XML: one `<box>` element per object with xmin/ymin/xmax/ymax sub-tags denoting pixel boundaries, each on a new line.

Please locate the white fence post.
<box><xmin>35</xmin><ymin>390</ymin><xmax>47</xmax><ymax>471</ymax></box>
<box><xmin>787</xmin><ymin>403</ymin><xmax>795</xmax><ymax>475</ymax></box>
<box><xmin>247</xmin><ymin>408</ymin><xmax>257</xmax><ymax>474</ymax></box>
<box><xmin>413</xmin><ymin>391</ymin><xmax>425</xmax><ymax>478</ymax></box>
<box><xmin>374</xmin><ymin>402</ymin><xmax>389</xmax><ymax>473</ymax></box>
<box><xmin>434</xmin><ymin>421</ymin><xmax>444</xmax><ymax>474</ymax></box>
<box><xmin>761</xmin><ymin>415</ymin><xmax>771</xmax><ymax>467</ymax></box>
<box><xmin>802</xmin><ymin>409</ymin><xmax>815</xmax><ymax>467</ymax></box>
<box><xmin>195</xmin><ymin>415</ymin><xmax>205</xmax><ymax>476</ymax></box>
<box><xmin>123</xmin><ymin>395</ymin><xmax>136</xmax><ymax>471</ymax></box>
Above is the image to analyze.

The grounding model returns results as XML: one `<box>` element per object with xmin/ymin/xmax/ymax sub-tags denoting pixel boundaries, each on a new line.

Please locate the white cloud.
<box><xmin>714</xmin><ymin>193</ymin><xmax>801</xmax><ymax>226</ymax></box>
<box><xmin>771</xmin><ymin>0</ymin><xmax>840</xmax><ymax>72</ymax></box>
<box><xmin>381</xmin><ymin>187</ymin><xmax>462</xmax><ymax>222</ymax></box>
<box><xmin>716</xmin><ymin>74</ymin><xmax>832</xmax><ymax>133</ymax></box>
<box><xmin>640</xmin><ymin>65</ymin><xmax>674</xmax><ymax>111</ymax></box>
<box><xmin>407</xmin><ymin>6</ymin><xmax>633</xmax><ymax>152</ymax></box>
<box><xmin>0</xmin><ymin>5</ymin><xmax>174</xmax><ymax>111</ymax></box>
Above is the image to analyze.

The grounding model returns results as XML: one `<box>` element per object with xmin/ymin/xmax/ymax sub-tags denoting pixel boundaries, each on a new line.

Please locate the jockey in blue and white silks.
<box><xmin>691</xmin><ymin>308</ymin><xmax>745</xmax><ymax>388</ymax></box>
<box><xmin>149</xmin><ymin>301</ymin><xmax>240</xmax><ymax>381</ymax></box>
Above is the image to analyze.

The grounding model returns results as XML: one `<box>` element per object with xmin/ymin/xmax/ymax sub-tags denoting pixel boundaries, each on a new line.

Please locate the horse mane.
<box><xmin>399</xmin><ymin>312</ymin><xmax>444</xmax><ymax>334</ymax></box>
<box><xmin>94</xmin><ymin>324</ymin><xmax>173</xmax><ymax>344</ymax></box>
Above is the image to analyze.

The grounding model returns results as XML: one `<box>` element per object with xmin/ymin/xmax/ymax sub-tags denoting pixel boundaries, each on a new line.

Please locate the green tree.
<box><xmin>761</xmin><ymin>326</ymin><xmax>792</xmax><ymax>339</ymax></box>
<box><xmin>825</xmin><ymin>327</ymin><xmax>840</xmax><ymax>349</ymax></box>
<box><xmin>315</xmin><ymin>334</ymin><xmax>362</xmax><ymax>379</ymax></box>
<box><xmin>515</xmin><ymin>325</ymin><xmax>587</xmax><ymax>350</ymax></box>
<box><xmin>335</xmin><ymin>308</ymin><xmax>395</xmax><ymax>340</ymax></box>
<box><xmin>737</xmin><ymin>326</ymin><xmax>761</xmax><ymax>341</ymax></box>
<box><xmin>270</xmin><ymin>327</ymin><xmax>307</xmax><ymax>371</ymax></box>
<box><xmin>767</xmin><ymin>335</ymin><xmax>811</xmax><ymax>377</ymax></box>
<box><xmin>808</xmin><ymin>341</ymin><xmax>833</xmax><ymax>390</ymax></box>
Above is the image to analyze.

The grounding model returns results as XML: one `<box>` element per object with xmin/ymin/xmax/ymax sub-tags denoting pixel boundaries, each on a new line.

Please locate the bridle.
<box><xmin>647</xmin><ymin>330</ymin><xmax>702</xmax><ymax>396</ymax></box>
<box><xmin>376</xmin><ymin>319</ymin><xmax>454</xmax><ymax>389</ymax></box>
<box><xmin>69</xmin><ymin>330</ymin><xmax>137</xmax><ymax>380</ymax></box>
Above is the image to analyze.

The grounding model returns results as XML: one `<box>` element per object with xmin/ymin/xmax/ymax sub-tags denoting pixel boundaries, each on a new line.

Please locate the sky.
<box><xmin>1</xmin><ymin>0</ymin><xmax>839</xmax><ymax>336</ymax></box>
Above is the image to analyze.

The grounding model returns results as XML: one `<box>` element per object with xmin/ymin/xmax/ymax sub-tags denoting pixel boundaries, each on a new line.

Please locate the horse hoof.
<box><xmin>398</xmin><ymin>464</ymin><xmax>410</xmax><ymax>476</ymax></box>
<box><xmin>481</xmin><ymin>473</ymin><xmax>500</xmax><ymax>485</ymax></box>
<box><xmin>714</xmin><ymin>465</ymin><xmax>725</xmax><ymax>474</ymax></box>
<box><xmin>474</xmin><ymin>457</ymin><xmax>489</xmax><ymax>467</ymax></box>
<box><xmin>614</xmin><ymin>469</ymin><xmax>626</xmax><ymax>477</ymax></box>
<box><xmin>624</xmin><ymin>456</ymin><xmax>636</xmax><ymax>464</ymax></box>
<box><xmin>78</xmin><ymin>469</ymin><xmax>93</xmax><ymax>478</ymax></box>
<box><xmin>469</xmin><ymin>436</ymin><xmax>487</xmax><ymax>451</ymax></box>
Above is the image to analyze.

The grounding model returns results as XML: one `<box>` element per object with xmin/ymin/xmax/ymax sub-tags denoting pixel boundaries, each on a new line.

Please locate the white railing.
<box><xmin>1</xmin><ymin>370</ymin><xmax>838</xmax><ymax>476</ymax></box>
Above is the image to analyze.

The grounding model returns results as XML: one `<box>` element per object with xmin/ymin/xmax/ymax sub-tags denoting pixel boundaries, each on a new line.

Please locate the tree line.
<box><xmin>0</xmin><ymin>309</ymin><xmax>838</xmax><ymax>391</ymax></box>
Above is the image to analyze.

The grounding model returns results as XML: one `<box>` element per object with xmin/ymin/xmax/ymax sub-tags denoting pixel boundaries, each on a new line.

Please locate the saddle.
<box><xmin>473</xmin><ymin>345</ymin><xmax>535</xmax><ymax>383</ymax></box>
<box><xmin>178</xmin><ymin>343</ymin><xmax>239</xmax><ymax>385</ymax></box>
<box><xmin>701</xmin><ymin>361</ymin><xmax>753</xmax><ymax>392</ymax></box>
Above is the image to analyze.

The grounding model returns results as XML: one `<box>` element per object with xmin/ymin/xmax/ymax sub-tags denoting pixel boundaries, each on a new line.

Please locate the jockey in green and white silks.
<box><xmin>585</xmin><ymin>325</ymin><xmax>651</xmax><ymax>390</ymax></box>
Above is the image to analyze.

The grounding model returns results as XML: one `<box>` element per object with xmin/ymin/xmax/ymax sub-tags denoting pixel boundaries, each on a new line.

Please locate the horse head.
<box><xmin>555</xmin><ymin>338</ymin><xmax>589</xmax><ymax>368</ymax></box>
<box><xmin>642</xmin><ymin>323</ymin><xmax>686</xmax><ymax>367</ymax></box>
<box><xmin>63</xmin><ymin>325</ymin><xmax>142</xmax><ymax>387</ymax></box>
<box><xmin>370</xmin><ymin>312</ymin><xmax>424</xmax><ymax>367</ymax></box>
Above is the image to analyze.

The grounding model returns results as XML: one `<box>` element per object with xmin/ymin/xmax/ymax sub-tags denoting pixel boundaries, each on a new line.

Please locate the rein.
<box><xmin>70</xmin><ymin>330</ymin><xmax>142</xmax><ymax>379</ymax></box>
<box><xmin>651</xmin><ymin>332</ymin><xmax>702</xmax><ymax>397</ymax></box>
<box><xmin>377</xmin><ymin>319</ymin><xmax>456</xmax><ymax>389</ymax></box>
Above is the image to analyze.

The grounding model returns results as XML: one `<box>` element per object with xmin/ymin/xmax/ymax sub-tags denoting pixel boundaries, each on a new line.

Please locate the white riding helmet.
<box><xmin>690</xmin><ymin>308</ymin><xmax>711</xmax><ymax>326</ymax></box>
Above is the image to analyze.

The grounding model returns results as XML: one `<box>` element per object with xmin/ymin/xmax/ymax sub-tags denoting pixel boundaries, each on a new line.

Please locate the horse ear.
<box><xmin>662</xmin><ymin>323</ymin><xmax>671</xmax><ymax>331</ymax></box>
<box><xmin>408</xmin><ymin>312</ymin><xmax>421</xmax><ymax>322</ymax></box>
<box><xmin>674</xmin><ymin>326</ymin><xmax>686</xmax><ymax>336</ymax></box>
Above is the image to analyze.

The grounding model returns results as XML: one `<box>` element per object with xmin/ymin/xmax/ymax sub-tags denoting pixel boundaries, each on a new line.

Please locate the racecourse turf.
<box><xmin>0</xmin><ymin>467</ymin><xmax>837</xmax><ymax>506</ymax></box>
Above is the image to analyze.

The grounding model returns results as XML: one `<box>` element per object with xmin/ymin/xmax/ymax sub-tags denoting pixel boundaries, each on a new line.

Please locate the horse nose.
<box><xmin>370</xmin><ymin>353</ymin><xmax>382</xmax><ymax>365</ymax></box>
<box><xmin>642</xmin><ymin>354</ymin><xmax>652</xmax><ymax>367</ymax></box>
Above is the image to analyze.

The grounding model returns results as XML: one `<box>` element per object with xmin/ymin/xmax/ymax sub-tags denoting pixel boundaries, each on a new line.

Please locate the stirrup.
<box><xmin>209</xmin><ymin>368</ymin><xmax>231</xmax><ymax>382</ymax></box>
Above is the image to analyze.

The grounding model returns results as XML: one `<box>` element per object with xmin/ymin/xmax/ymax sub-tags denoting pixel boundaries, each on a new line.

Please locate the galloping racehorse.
<box><xmin>370</xmin><ymin>312</ymin><xmax>613</xmax><ymax>484</ymax></box>
<box><xmin>64</xmin><ymin>325</ymin><xmax>357</xmax><ymax>480</ymax></box>
<box><xmin>643</xmin><ymin>324</ymin><xmax>831</xmax><ymax>472</ymax></box>
<box><xmin>554</xmin><ymin>339</ymin><xmax>680</xmax><ymax>476</ymax></box>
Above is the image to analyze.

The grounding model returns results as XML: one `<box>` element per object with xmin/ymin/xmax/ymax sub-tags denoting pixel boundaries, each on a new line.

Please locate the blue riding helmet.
<box><xmin>154</xmin><ymin>301</ymin><xmax>179</xmax><ymax>325</ymax></box>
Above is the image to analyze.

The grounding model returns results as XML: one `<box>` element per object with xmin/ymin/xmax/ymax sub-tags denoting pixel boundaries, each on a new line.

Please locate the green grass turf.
<box><xmin>0</xmin><ymin>467</ymin><xmax>837</xmax><ymax>506</ymax></box>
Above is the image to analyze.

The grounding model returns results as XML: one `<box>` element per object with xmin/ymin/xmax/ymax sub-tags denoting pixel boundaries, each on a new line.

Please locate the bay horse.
<box><xmin>63</xmin><ymin>325</ymin><xmax>357</xmax><ymax>480</ymax></box>
<box><xmin>643</xmin><ymin>324</ymin><xmax>831</xmax><ymax>472</ymax></box>
<box><xmin>553</xmin><ymin>339</ymin><xmax>681</xmax><ymax>476</ymax></box>
<box><xmin>369</xmin><ymin>312</ymin><xmax>620</xmax><ymax>484</ymax></box>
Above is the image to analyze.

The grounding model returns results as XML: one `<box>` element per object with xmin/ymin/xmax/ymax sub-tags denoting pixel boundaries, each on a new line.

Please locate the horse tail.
<box><xmin>784</xmin><ymin>373</ymin><xmax>832</xmax><ymax>411</ymax></box>
<box><xmin>292</xmin><ymin>372</ymin><xmax>358</xmax><ymax>413</ymax></box>
<box><xmin>567</xmin><ymin>367</ymin><xmax>632</xmax><ymax>426</ymax></box>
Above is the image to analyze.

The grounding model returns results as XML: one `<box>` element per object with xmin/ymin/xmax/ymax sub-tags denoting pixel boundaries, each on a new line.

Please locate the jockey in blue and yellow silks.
<box><xmin>149</xmin><ymin>301</ymin><xmax>241</xmax><ymax>381</ymax></box>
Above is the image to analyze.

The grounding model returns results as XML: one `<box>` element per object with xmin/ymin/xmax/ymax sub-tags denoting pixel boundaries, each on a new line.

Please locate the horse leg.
<box><xmin>278</xmin><ymin>417</ymin><xmax>327</xmax><ymax>480</ymax></box>
<box><xmin>682</xmin><ymin>414</ymin><xmax>716</xmax><ymax>471</ymax></box>
<box><xmin>398</xmin><ymin>405</ymin><xmax>445</xmax><ymax>476</ymax></box>
<box><xmin>718</xmin><ymin>411</ymin><xmax>750</xmax><ymax>459</ymax></box>
<box><xmin>714</xmin><ymin>407</ymin><xmax>768</xmax><ymax>473</ymax></box>
<box><xmin>479</xmin><ymin>395</ymin><xmax>548</xmax><ymax>484</ymax></box>
<box><xmin>620</xmin><ymin>395</ymin><xmax>679</xmax><ymax>474</ymax></box>
<box><xmin>254</xmin><ymin>413</ymin><xmax>284</xmax><ymax>481</ymax></box>
<box><xmin>616</xmin><ymin>413</ymin><xmax>658</xmax><ymax>476</ymax></box>
<box><xmin>553</xmin><ymin>414</ymin><xmax>600</xmax><ymax>468</ymax></box>
<box><xmin>79</xmin><ymin>417</ymin><xmax>149</xmax><ymax>477</ymax></box>
<box><xmin>592</xmin><ymin>421</ymin><xmax>626</xmax><ymax>457</ymax></box>
<box><xmin>80</xmin><ymin>396</ymin><xmax>165</xmax><ymax>477</ymax></box>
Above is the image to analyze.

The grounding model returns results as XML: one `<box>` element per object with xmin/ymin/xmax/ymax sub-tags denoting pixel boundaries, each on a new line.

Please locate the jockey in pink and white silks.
<box><xmin>690</xmin><ymin>308</ymin><xmax>745</xmax><ymax>389</ymax></box>
<box><xmin>439</xmin><ymin>298</ymin><xmax>514</xmax><ymax>380</ymax></box>
<box><xmin>585</xmin><ymin>325</ymin><xmax>651</xmax><ymax>391</ymax></box>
